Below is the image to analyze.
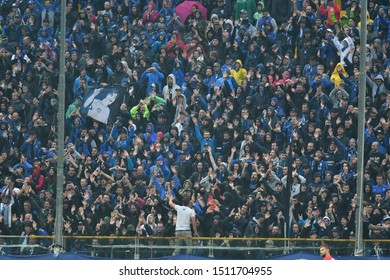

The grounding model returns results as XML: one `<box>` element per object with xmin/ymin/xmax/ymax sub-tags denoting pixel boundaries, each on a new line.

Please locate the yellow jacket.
<box><xmin>330</xmin><ymin>63</ymin><xmax>348</xmax><ymax>87</ymax></box>
<box><xmin>230</xmin><ymin>59</ymin><xmax>247</xmax><ymax>86</ymax></box>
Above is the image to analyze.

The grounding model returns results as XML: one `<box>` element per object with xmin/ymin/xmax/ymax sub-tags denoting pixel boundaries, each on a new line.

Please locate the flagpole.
<box><xmin>54</xmin><ymin>0</ymin><xmax>66</xmax><ymax>249</ymax></box>
<box><xmin>355</xmin><ymin>0</ymin><xmax>367</xmax><ymax>257</ymax></box>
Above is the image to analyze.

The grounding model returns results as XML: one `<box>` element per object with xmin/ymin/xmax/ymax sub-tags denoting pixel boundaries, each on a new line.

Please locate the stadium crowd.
<box><xmin>1</xmin><ymin>0</ymin><xmax>390</xmax><ymax>258</ymax></box>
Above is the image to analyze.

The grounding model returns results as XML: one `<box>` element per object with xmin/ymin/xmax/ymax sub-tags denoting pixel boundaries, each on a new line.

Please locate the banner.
<box><xmin>81</xmin><ymin>86</ymin><xmax>124</xmax><ymax>124</ymax></box>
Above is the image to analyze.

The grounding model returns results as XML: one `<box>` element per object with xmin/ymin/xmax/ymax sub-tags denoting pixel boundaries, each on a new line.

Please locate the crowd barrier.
<box><xmin>1</xmin><ymin>235</ymin><xmax>390</xmax><ymax>259</ymax></box>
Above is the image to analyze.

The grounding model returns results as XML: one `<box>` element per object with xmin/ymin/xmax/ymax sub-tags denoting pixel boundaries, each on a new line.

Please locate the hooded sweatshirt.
<box><xmin>140</xmin><ymin>214</ymin><xmax>157</xmax><ymax>236</ymax></box>
<box><xmin>162</xmin><ymin>74</ymin><xmax>181</xmax><ymax>100</ymax></box>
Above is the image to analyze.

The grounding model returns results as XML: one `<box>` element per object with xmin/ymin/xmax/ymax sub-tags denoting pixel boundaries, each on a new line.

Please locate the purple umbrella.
<box><xmin>175</xmin><ymin>0</ymin><xmax>207</xmax><ymax>22</ymax></box>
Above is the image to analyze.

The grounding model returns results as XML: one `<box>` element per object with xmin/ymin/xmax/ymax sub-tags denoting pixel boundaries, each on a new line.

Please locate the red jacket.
<box><xmin>29</xmin><ymin>164</ymin><xmax>45</xmax><ymax>192</ymax></box>
<box><xmin>142</xmin><ymin>2</ymin><xmax>159</xmax><ymax>24</ymax></box>
<box><xmin>320</xmin><ymin>3</ymin><xmax>341</xmax><ymax>26</ymax></box>
<box><xmin>166</xmin><ymin>31</ymin><xmax>186</xmax><ymax>57</ymax></box>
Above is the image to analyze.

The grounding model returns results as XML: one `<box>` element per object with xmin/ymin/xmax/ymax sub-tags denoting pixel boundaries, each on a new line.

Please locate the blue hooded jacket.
<box><xmin>141</xmin><ymin>62</ymin><xmax>164</xmax><ymax>94</ymax></box>
<box><xmin>143</xmin><ymin>123</ymin><xmax>157</xmax><ymax>145</ymax></box>
<box><xmin>270</xmin><ymin>97</ymin><xmax>285</xmax><ymax>118</ymax></box>
<box><xmin>151</xmin><ymin>32</ymin><xmax>167</xmax><ymax>52</ymax></box>
<box><xmin>149</xmin><ymin>155</ymin><xmax>171</xmax><ymax>182</ymax></box>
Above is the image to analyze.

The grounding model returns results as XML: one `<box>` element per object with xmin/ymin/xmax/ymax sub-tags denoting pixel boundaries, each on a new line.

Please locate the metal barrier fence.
<box><xmin>1</xmin><ymin>235</ymin><xmax>390</xmax><ymax>259</ymax></box>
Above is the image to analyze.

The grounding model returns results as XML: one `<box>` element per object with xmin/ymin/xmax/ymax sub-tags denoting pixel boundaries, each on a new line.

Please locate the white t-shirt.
<box><xmin>174</xmin><ymin>205</ymin><xmax>195</xmax><ymax>231</ymax></box>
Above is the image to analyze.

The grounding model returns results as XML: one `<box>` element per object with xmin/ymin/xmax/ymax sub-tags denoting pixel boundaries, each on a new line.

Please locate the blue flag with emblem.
<box><xmin>81</xmin><ymin>86</ymin><xmax>124</xmax><ymax>124</ymax></box>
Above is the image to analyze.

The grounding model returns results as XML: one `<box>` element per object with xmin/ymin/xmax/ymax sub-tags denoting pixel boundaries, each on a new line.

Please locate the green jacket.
<box><xmin>130</xmin><ymin>104</ymin><xmax>150</xmax><ymax>121</ymax></box>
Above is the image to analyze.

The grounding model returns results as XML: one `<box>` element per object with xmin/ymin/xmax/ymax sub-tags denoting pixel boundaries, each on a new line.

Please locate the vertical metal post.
<box><xmin>208</xmin><ymin>238</ymin><xmax>214</xmax><ymax>258</ymax></box>
<box><xmin>355</xmin><ymin>0</ymin><xmax>367</xmax><ymax>257</ymax></box>
<box><xmin>134</xmin><ymin>238</ymin><xmax>140</xmax><ymax>259</ymax></box>
<box><xmin>54</xmin><ymin>0</ymin><xmax>66</xmax><ymax>248</ymax></box>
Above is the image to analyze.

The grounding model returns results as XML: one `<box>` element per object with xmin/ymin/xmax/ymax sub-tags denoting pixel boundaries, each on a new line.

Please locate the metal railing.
<box><xmin>1</xmin><ymin>235</ymin><xmax>390</xmax><ymax>259</ymax></box>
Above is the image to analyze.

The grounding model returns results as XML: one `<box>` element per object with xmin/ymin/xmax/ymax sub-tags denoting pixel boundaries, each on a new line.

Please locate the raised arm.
<box><xmin>167</xmin><ymin>188</ymin><xmax>176</xmax><ymax>209</ymax></box>
<box><xmin>206</xmin><ymin>145</ymin><xmax>218</xmax><ymax>171</ymax></box>
<box><xmin>227</xmin><ymin>146</ymin><xmax>236</xmax><ymax>172</ymax></box>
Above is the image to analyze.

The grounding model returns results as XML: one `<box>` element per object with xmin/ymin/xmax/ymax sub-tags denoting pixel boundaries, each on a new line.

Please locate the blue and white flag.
<box><xmin>81</xmin><ymin>86</ymin><xmax>124</xmax><ymax>124</ymax></box>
